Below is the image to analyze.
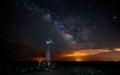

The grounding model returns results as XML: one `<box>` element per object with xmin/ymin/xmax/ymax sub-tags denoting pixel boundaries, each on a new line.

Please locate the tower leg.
<box><xmin>46</xmin><ymin>45</ymin><xmax>50</xmax><ymax>67</ymax></box>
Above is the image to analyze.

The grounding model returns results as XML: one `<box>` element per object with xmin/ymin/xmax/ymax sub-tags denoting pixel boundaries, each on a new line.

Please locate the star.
<box><xmin>113</xmin><ymin>16</ymin><xmax>117</xmax><ymax>19</ymax></box>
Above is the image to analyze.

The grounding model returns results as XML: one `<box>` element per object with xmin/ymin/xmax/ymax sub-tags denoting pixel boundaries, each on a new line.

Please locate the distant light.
<box><xmin>114</xmin><ymin>60</ymin><xmax>119</xmax><ymax>62</ymax></box>
<box><xmin>39</xmin><ymin>60</ymin><xmax>41</xmax><ymax>63</ymax></box>
<box><xmin>31</xmin><ymin>57</ymin><xmax>45</xmax><ymax>61</ymax></box>
<box><xmin>76</xmin><ymin>58</ymin><xmax>82</xmax><ymax>61</ymax></box>
<box><xmin>115</xmin><ymin>48</ymin><xmax>120</xmax><ymax>51</ymax></box>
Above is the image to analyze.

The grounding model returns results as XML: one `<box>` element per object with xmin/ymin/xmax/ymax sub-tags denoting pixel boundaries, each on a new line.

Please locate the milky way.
<box><xmin>1</xmin><ymin>0</ymin><xmax>120</xmax><ymax>51</ymax></box>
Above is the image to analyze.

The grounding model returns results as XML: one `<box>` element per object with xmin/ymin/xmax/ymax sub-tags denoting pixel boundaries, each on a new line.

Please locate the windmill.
<box><xmin>45</xmin><ymin>39</ymin><xmax>53</xmax><ymax>67</ymax></box>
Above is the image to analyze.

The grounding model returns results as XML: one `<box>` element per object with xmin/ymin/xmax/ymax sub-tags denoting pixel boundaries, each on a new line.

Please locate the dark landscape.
<box><xmin>0</xmin><ymin>61</ymin><xmax>120</xmax><ymax>75</ymax></box>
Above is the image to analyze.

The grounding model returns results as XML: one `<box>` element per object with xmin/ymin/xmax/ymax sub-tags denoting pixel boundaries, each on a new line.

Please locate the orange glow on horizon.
<box><xmin>31</xmin><ymin>57</ymin><xmax>45</xmax><ymax>61</ymax></box>
<box><xmin>115</xmin><ymin>48</ymin><xmax>120</xmax><ymax>51</ymax></box>
<box><xmin>75</xmin><ymin>58</ymin><xmax>83</xmax><ymax>61</ymax></box>
<box><xmin>19</xmin><ymin>48</ymin><xmax>120</xmax><ymax>61</ymax></box>
<box><xmin>62</xmin><ymin>49</ymin><xmax>110</xmax><ymax>57</ymax></box>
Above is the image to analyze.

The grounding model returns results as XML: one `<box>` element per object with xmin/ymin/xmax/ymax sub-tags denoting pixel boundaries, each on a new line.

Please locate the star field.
<box><xmin>1</xmin><ymin>0</ymin><xmax>120</xmax><ymax>52</ymax></box>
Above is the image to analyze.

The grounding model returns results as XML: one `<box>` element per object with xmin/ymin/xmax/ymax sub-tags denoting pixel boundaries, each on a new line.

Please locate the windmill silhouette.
<box><xmin>45</xmin><ymin>39</ymin><xmax>53</xmax><ymax>67</ymax></box>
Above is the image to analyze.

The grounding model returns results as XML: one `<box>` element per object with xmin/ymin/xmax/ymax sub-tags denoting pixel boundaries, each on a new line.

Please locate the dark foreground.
<box><xmin>0</xmin><ymin>61</ymin><xmax>120</xmax><ymax>75</ymax></box>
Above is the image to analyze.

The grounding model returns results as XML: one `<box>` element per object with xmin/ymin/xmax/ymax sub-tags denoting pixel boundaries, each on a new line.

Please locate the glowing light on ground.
<box><xmin>114</xmin><ymin>60</ymin><xmax>119</xmax><ymax>62</ymax></box>
<box><xmin>75</xmin><ymin>58</ymin><xmax>83</xmax><ymax>61</ymax></box>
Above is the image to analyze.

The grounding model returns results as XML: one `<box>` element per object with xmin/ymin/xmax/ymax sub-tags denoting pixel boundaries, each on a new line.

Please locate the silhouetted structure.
<box><xmin>39</xmin><ymin>39</ymin><xmax>55</xmax><ymax>68</ymax></box>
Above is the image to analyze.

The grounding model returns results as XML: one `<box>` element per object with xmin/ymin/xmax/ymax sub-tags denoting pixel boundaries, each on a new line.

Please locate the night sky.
<box><xmin>1</xmin><ymin>0</ymin><xmax>120</xmax><ymax>60</ymax></box>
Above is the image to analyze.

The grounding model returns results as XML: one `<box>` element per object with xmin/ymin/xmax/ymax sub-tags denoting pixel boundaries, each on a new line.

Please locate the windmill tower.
<box><xmin>45</xmin><ymin>39</ymin><xmax>53</xmax><ymax>67</ymax></box>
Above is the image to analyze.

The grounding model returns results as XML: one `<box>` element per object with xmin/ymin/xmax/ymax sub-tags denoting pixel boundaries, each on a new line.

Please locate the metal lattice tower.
<box><xmin>45</xmin><ymin>39</ymin><xmax>53</xmax><ymax>66</ymax></box>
